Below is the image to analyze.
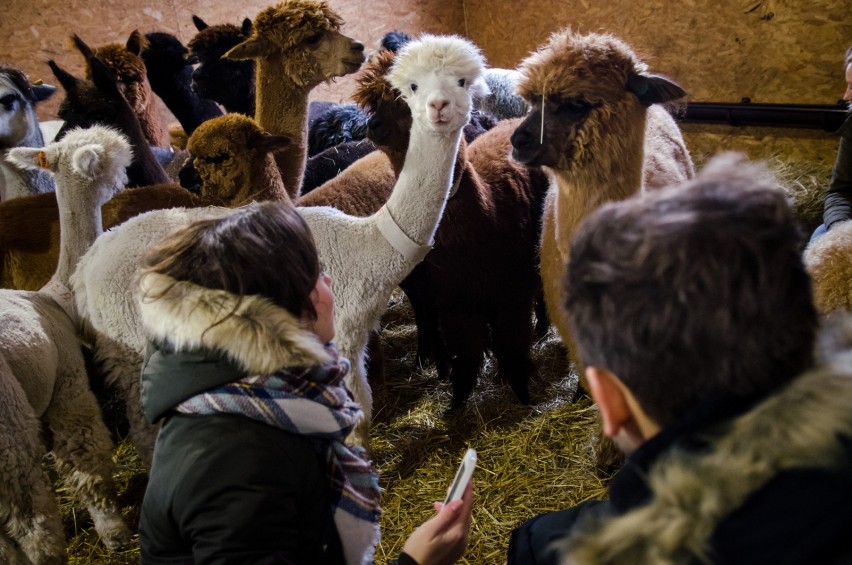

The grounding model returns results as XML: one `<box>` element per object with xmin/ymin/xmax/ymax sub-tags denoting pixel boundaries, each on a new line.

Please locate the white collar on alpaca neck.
<box><xmin>375</xmin><ymin>204</ymin><xmax>432</xmax><ymax>263</ymax></box>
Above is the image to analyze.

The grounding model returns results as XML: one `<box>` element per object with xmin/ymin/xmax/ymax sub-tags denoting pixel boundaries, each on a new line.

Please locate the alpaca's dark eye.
<box><xmin>0</xmin><ymin>93</ymin><xmax>18</xmax><ymax>109</ymax></box>
<box><xmin>411</xmin><ymin>83</ymin><xmax>418</xmax><ymax>93</ymax></box>
<box><xmin>458</xmin><ymin>78</ymin><xmax>466</xmax><ymax>87</ymax></box>
<box><xmin>305</xmin><ymin>33</ymin><xmax>322</xmax><ymax>45</ymax></box>
<box><xmin>199</xmin><ymin>153</ymin><xmax>229</xmax><ymax>165</ymax></box>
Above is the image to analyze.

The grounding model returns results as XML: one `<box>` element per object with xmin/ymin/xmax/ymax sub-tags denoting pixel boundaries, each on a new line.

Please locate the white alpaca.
<box><xmin>0</xmin><ymin>67</ymin><xmax>57</xmax><ymax>200</ymax></box>
<box><xmin>1</xmin><ymin>125</ymin><xmax>132</xmax><ymax>564</ymax></box>
<box><xmin>70</xmin><ymin>34</ymin><xmax>485</xmax><ymax>460</ymax></box>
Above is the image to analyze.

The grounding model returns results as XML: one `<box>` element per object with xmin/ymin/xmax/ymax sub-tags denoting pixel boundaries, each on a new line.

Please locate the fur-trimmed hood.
<box><xmin>559</xmin><ymin>358</ymin><xmax>852</xmax><ymax>565</ymax></box>
<box><xmin>138</xmin><ymin>271</ymin><xmax>332</xmax><ymax>375</ymax></box>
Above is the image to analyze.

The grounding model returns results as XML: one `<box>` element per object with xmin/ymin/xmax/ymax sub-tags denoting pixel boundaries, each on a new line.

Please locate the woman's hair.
<box><xmin>141</xmin><ymin>202</ymin><xmax>321</xmax><ymax>320</ymax></box>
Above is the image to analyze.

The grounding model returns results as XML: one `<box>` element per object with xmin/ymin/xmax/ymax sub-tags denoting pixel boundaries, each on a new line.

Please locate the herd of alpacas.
<box><xmin>0</xmin><ymin>0</ymin><xmax>846</xmax><ymax>561</ymax></box>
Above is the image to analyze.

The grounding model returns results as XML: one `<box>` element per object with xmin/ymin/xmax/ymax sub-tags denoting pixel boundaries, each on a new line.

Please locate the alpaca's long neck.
<box><xmin>54</xmin><ymin>176</ymin><xmax>104</xmax><ymax>285</ymax></box>
<box><xmin>133</xmin><ymin>84</ymin><xmax>170</xmax><ymax>147</ymax></box>
<box><xmin>241</xmin><ymin>155</ymin><xmax>291</xmax><ymax>205</ymax></box>
<box><xmin>255</xmin><ymin>57</ymin><xmax>310</xmax><ymax>201</ymax></box>
<box><xmin>152</xmin><ymin>68</ymin><xmax>222</xmax><ymax>135</ymax></box>
<box><xmin>552</xmin><ymin>114</ymin><xmax>647</xmax><ymax>254</ymax></box>
<box><xmin>383</xmin><ymin>121</ymin><xmax>462</xmax><ymax>246</ymax></box>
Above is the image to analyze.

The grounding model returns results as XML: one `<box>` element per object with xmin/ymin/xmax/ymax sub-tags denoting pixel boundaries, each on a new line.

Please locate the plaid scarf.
<box><xmin>175</xmin><ymin>348</ymin><xmax>381</xmax><ymax>565</ymax></box>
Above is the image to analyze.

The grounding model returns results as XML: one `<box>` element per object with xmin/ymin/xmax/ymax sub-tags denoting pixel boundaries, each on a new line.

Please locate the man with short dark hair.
<box><xmin>507</xmin><ymin>153</ymin><xmax>852</xmax><ymax>565</ymax></box>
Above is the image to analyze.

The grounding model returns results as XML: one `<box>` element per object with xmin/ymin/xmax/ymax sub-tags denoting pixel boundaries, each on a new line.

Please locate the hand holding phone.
<box><xmin>444</xmin><ymin>448</ymin><xmax>477</xmax><ymax>504</ymax></box>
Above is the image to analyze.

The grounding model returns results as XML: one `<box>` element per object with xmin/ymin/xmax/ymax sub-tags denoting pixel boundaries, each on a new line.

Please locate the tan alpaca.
<box><xmin>511</xmin><ymin>29</ymin><xmax>694</xmax><ymax>361</ymax></box>
<box><xmin>225</xmin><ymin>0</ymin><xmax>366</xmax><ymax>200</ymax></box>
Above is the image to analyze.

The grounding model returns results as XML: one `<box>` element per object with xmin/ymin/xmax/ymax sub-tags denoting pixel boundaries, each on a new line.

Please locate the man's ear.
<box><xmin>585</xmin><ymin>366</ymin><xmax>630</xmax><ymax>438</ymax></box>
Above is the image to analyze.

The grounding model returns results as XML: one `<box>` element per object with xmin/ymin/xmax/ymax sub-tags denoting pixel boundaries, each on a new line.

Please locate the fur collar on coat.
<box><xmin>560</xmin><ymin>358</ymin><xmax>852</xmax><ymax>565</ymax></box>
<box><xmin>138</xmin><ymin>272</ymin><xmax>333</xmax><ymax>374</ymax></box>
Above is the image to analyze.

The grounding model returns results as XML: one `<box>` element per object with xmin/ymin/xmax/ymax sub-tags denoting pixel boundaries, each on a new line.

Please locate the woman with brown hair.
<box><xmin>136</xmin><ymin>201</ymin><xmax>472</xmax><ymax>565</ymax></box>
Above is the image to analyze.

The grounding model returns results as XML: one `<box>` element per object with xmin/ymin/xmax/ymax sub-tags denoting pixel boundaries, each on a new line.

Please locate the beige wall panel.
<box><xmin>0</xmin><ymin>0</ymin><xmax>464</xmax><ymax>123</ymax></box>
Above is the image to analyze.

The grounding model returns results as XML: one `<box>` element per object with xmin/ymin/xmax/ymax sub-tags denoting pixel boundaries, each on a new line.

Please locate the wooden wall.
<box><xmin>1</xmin><ymin>0</ymin><xmax>849</xmax><ymax>167</ymax></box>
<box><xmin>0</xmin><ymin>0</ymin><xmax>463</xmax><ymax>124</ymax></box>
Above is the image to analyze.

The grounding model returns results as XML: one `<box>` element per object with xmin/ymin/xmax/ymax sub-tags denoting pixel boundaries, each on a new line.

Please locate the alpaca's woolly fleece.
<box><xmin>805</xmin><ymin>220</ymin><xmax>852</xmax><ymax>314</ymax></box>
<box><xmin>246</xmin><ymin>0</ymin><xmax>345</xmax><ymax>88</ymax></box>
<box><xmin>517</xmin><ymin>29</ymin><xmax>646</xmax><ymax>106</ymax></box>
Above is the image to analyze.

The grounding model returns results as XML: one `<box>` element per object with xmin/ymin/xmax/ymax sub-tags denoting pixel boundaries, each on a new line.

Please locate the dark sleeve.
<box><xmin>390</xmin><ymin>552</ymin><xmax>420</xmax><ymax>565</ymax></box>
<box><xmin>824</xmin><ymin>115</ymin><xmax>852</xmax><ymax>231</ymax></box>
<box><xmin>506</xmin><ymin>500</ymin><xmax>603</xmax><ymax>565</ymax></box>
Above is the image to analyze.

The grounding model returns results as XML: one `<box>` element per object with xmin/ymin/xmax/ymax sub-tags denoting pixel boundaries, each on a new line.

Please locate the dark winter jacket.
<box><xmin>508</xmin><ymin>359</ymin><xmax>852</xmax><ymax>565</ymax></box>
<box><xmin>823</xmin><ymin>112</ymin><xmax>852</xmax><ymax>230</ymax></box>
<box><xmin>137</xmin><ymin>272</ymin><xmax>345</xmax><ymax>565</ymax></box>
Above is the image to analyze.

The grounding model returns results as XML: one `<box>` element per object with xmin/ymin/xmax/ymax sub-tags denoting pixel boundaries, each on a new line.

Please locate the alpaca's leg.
<box><xmin>44</xmin><ymin>350</ymin><xmax>130</xmax><ymax>551</ymax></box>
<box><xmin>440</xmin><ymin>309</ymin><xmax>488</xmax><ymax>412</ymax></box>
<box><xmin>0</xmin><ymin>369</ymin><xmax>67</xmax><ymax>564</ymax></box>
<box><xmin>400</xmin><ymin>265</ymin><xmax>449</xmax><ymax>379</ymax></box>
<box><xmin>489</xmin><ymin>298</ymin><xmax>535</xmax><ymax>405</ymax></box>
<box><xmin>532</xmin><ymin>286</ymin><xmax>551</xmax><ymax>339</ymax></box>
<box><xmin>94</xmin><ymin>334</ymin><xmax>157</xmax><ymax>468</ymax></box>
<box><xmin>340</xmin><ymin>341</ymin><xmax>373</xmax><ymax>449</ymax></box>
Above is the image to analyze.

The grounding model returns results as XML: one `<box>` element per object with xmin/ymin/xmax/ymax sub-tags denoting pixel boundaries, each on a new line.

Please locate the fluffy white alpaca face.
<box><xmin>407</xmin><ymin>71</ymin><xmax>472</xmax><ymax>132</ymax></box>
<box><xmin>0</xmin><ymin>74</ymin><xmax>33</xmax><ymax>147</ymax></box>
<box><xmin>388</xmin><ymin>35</ymin><xmax>486</xmax><ymax>134</ymax></box>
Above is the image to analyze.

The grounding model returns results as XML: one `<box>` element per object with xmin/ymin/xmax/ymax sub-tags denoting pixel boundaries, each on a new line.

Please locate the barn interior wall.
<box><xmin>1</xmin><ymin>0</ymin><xmax>849</xmax><ymax>166</ymax></box>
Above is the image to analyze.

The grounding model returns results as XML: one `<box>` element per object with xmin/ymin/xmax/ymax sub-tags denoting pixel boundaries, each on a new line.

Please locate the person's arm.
<box><xmin>396</xmin><ymin>482</ymin><xmax>474</xmax><ymax>565</ymax></box>
<box><xmin>824</xmin><ymin>115</ymin><xmax>852</xmax><ymax>230</ymax></box>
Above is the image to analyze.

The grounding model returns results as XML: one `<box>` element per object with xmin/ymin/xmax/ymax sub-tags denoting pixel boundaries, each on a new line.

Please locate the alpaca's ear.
<box><xmin>31</xmin><ymin>83</ymin><xmax>57</xmax><ymax>102</ymax></box>
<box><xmin>126</xmin><ymin>30</ymin><xmax>149</xmax><ymax>56</ymax></box>
<box><xmin>192</xmin><ymin>15</ymin><xmax>208</xmax><ymax>31</ymax></box>
<box><xmin>627</xmin><ymin>73</ymin><xmax>687</xmax><ymax>106</ymax></box>
<box><xmin>225</xmin><ymin>36</ymin><xmax>272</xmax><ymax>60</ymax></box>
<box><xmin>72</xmin><ymin>144</ymin><xmax>104</xmax><ymax>180</ymax></box>
<box><xmin>71</xmin><ymin>34</ymin><xmax>94</xmax><ymax>60</ymax></box>
<box><xmin>249</xmin><ymin>132</ymin><xmax>291</xmax><ymax>153</ymax></box>
<box><xmin>48</xmin><ymin>60</ymin><xmax>80</xmax><ymax>95</ymax></box>
<box><xmin>6</xmin><ymin>147</ymin><xmax>55</xmax><ymax>173</ymax></box>
<box><xmin>241</xmin><ymin>18</ymin><xmax>253</xmax><ymax>36</ymax></box>
<box><xmin>89</xmin><ymin>56</ymin><xmax>122</xmax><ymax>99</ymax></box>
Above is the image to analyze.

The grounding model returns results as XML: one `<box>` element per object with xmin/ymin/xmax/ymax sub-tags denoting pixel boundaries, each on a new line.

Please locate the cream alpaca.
<box><xmin>70</xmin><ymin>34</ymin><xmax>485</xmax><ymax>460</ymax></box>
<box><xmin>0</xmin><ymin>125</ymin><xmax>132</xmax><ymax>563</ymax></box>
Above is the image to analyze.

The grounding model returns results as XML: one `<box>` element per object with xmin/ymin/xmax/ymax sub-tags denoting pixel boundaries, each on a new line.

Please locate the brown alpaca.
<box><xmin>224</xmin><ymin>0</ymin><xmax>365</xmax><ymax>200</ymax></box>
<box><xmin>71</xmin><ymin>32</ymin><xmax>170</xmax><ymax>147</ymax></box>
<box><xmin>511</xmin><ymin>29</ymin><xmax>694</xmax><ymax>364</ymax></box>
<box><xmin>302</xmin><ymin>49</ymin><xmax>551</xmax><ymax>409</ymax></box>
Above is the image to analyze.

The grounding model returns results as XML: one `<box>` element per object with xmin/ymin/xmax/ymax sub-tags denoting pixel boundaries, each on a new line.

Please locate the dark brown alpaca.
<box><xmin>302</xmin><ymin>49</ymin><xmax>551</xmax><ymax>410</ymax></box>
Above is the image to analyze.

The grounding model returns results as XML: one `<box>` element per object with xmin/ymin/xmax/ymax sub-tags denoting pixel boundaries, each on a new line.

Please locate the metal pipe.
<box><xmin>679</xmin><ymin>99</ymin><xmax>849</xmax><ymax>132</ymax></box>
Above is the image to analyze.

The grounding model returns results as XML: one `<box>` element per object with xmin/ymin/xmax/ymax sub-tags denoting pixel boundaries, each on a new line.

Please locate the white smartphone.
<box><xmin>444</xmin><ymin>448</ymin><xmax>477</xmax><ymax>504</ymax></box>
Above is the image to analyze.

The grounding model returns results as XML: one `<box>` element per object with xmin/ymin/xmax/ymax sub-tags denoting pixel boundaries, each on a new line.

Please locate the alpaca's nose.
<box><xmin>351</xmin><ymin>40</ymin><xmax>365</xmax><ymax>52</ymax></box>
<box><xmin>511</xmin><ymin>121</ymin><xmax>535</xmax><ymax>150</ymax></box>
<box><xmin>430</xmin><ymin>98</ymin><xmax>449</xmax><ymax>112</ymax></box>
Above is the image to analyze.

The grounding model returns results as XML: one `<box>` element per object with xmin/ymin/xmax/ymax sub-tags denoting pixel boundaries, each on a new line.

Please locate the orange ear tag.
<box><xmin>37</xmin><ymin>151</ymin><xmax>49</xmax><ymax>169</ymax></box>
